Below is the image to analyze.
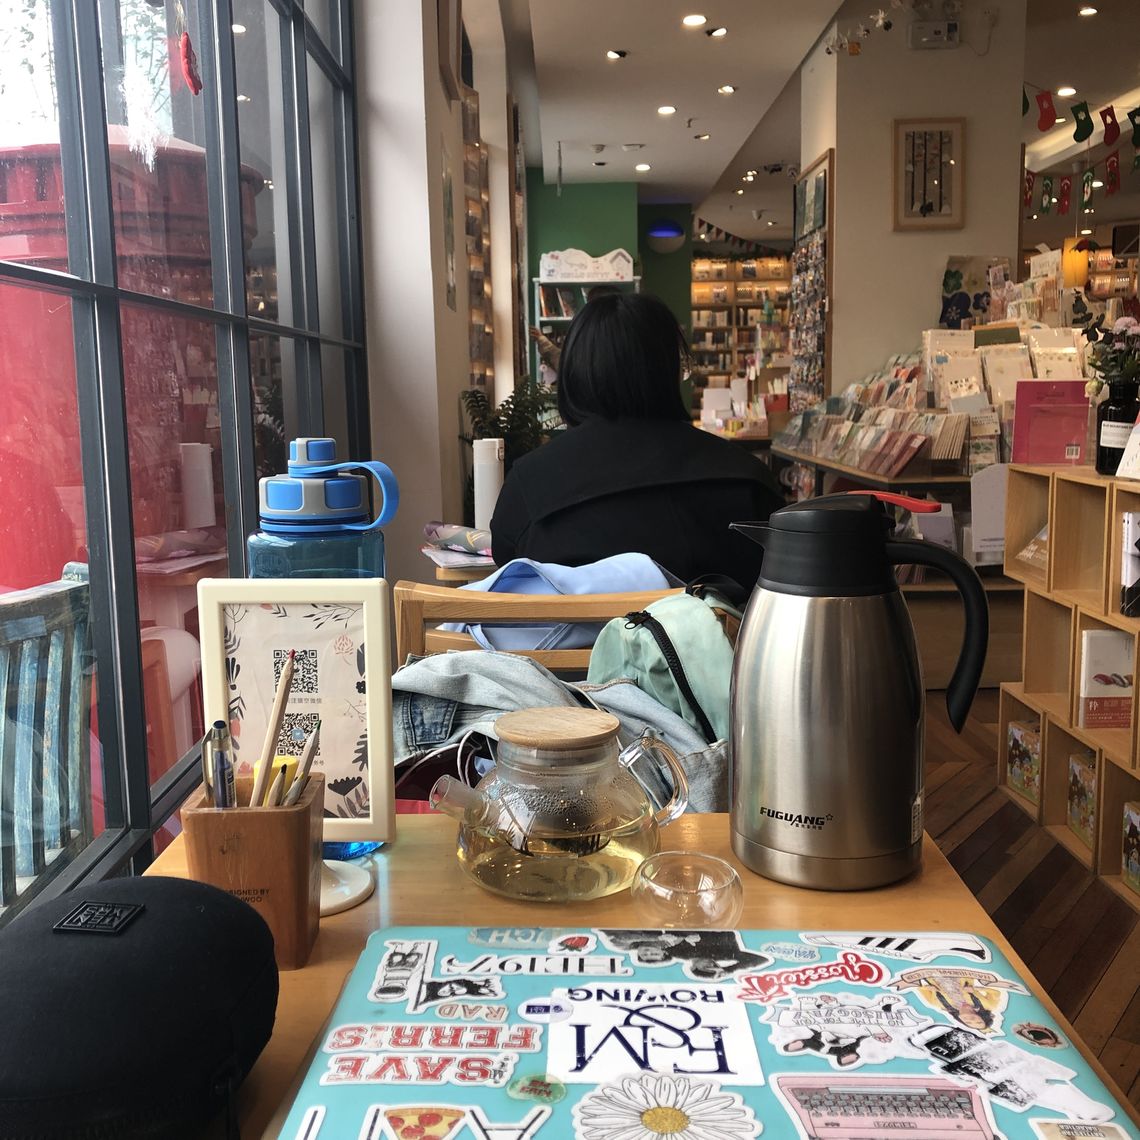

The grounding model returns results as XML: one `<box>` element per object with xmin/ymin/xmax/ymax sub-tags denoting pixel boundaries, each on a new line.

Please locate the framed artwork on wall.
<box><xmin>438</xmin><ymin>0</ymin><xmax>462</xmax><ymax>101</ymax></box>
<box><xmin>893</xmin><ymin>117</ymin><xmax>966</xmax><ymax>231</ymax></box>
<box><xmin>197</xmin><ymin>577</ymin><xmax>394</xmax><ymax>844</ymax></box>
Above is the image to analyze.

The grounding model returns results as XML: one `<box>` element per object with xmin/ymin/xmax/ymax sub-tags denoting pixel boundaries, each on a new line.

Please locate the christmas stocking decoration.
<box><xmin>1106</xmin><ymin>150</ymin><xmax>1121</xmax><ymax>195</ymax></box>
<box><xmin>1081</xmin><ymin>169</ymin><xmax>1095</xmax><ymax>209</ymax></box>
<box><xmin>1100</xmin><ymin>105</ymin><xmax>1121</xmax><ymax>147</ymax></box>
<box><xmin>1129</xmin><ymin>107</ymin><xmax>1140</xmax><ymax>148</ymax></box>
<box><xmin>1022</xmin><ymin>87</ymin><xmax>1030</xmax><ymax>117</ymax></box>
<box><xmin>1058</xmin><ymin>175</ymin><xmax>1072</xmax><ymax>215</ymax></box>
<box><xmin>1040</xmin><ymin>175</ymin><xmax>1054</xmax><ymax>215</ymax></box>
<box><xmin>1071</xmin><ymin>101</ymin><xmax>1094</xmax><ymax>143</ymax></box>
<box><xmin>1035</xmin><ymin>89</ymin><xmax>1057</xmax><ymax>131</ymax></box>
<box><xmin>1023</xmin><ymin>169</ymin><xmax>1036</xmax><ymax>209</ymax></box>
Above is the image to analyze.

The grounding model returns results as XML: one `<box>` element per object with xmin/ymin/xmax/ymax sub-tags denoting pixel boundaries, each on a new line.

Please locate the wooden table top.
<box><xmin>148</xmin><ymin>813</ymin><xmax>1140</xmax><ymax>1137</ymax></box>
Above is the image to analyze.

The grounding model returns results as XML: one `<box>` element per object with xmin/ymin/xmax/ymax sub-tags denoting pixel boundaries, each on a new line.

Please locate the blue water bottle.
<box><xmin>248</xmin><ymin>437</ymin><xmax>398</xmax><ymax>860</ymax></box>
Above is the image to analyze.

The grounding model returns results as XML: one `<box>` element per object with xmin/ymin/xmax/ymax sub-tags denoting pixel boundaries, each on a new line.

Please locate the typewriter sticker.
<box><xmin>763</xmin><ymin>991</ymin><xmax>933</xmax><ymax>1070</ymax></box>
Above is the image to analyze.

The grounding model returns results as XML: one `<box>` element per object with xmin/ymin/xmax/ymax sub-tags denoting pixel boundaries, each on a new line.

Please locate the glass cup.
<box><xmin>630</xmin><ymin>851</ymin><xmax>744</xmax><ymax>929</ymax></box>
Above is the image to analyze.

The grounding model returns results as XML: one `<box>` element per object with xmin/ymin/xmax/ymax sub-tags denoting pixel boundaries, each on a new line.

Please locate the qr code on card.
<box><xmin>275</xmin><ymin>648</ymin><xmax>318</xmax><ymax>694</ymax></box>
<box><xmin>278</xmin><ymin>713</ymin><xmax>320</xmax><ymax>756</ymax></box>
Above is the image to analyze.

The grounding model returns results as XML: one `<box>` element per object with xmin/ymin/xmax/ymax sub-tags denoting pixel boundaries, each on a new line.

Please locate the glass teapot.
<box><xmin>430</xmin><ymin>707</ymin><xmax>689</xmax><ymax>903</ymax></box>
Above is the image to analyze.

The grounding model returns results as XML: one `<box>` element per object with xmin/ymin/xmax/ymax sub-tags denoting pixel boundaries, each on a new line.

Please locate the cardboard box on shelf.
<box><xmin>1066</xmin><ymin>751</ymin><xmax>1097</xmax><ymax>849</ymax></box>
<box><xmin>1078</xmin><ymin>629</ymin><xmax>1134</xmax><ymax>730</ymax></box>
<box><xmin>1006</xmin><ymin>719</ymin><xmax>1041</xmax><ymax>804</ymax></box>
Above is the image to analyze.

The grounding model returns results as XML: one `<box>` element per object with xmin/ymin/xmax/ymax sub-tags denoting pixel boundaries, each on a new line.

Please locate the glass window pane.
<box><xmin>250</xmin><ymin>331</ymin><xmax>291</xmax><ymax>479</ymax></box>
<box><xmin>0</xmin><ymin>0</ymin><xmax>77</xmax><ymax>276</ymax></box>
<box><xmin>121</xmin><ymin>303</ymin><xmax>228</xmax><ymax>787</ymax></box>
<box><xmin>234</xmin><ymin>0</ymin><xmax>294</xmax><ymax>325</ymax></box>
<box><xmin>307</xmin><ymin>58</ymin><xmax>344</xmax><ymax>337</ymax></box>
<box><xmin>98</xmin><ymin>0</ymin><xmax>217</xmax><ymax>304</ymax></box>
<box><xmin>0</xmin><ymin>281</ymin><xmax>104</xmax><ymax>918</ymax></box>
<box><xmin>303</xmin><ymin>0</ymin><xmax>333</xmax><ymax>48</ymax></box>
<box><xmin>321</xmin><ymin>342</ymin><xmax>348</xmax><ymax>456</ymax></box>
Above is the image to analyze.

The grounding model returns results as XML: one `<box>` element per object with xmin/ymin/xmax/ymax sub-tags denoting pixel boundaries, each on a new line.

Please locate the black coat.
<box><xmin>490</xmin><ymin>417</ymin><xmax>785</xmax><ymax>588</ymax></box>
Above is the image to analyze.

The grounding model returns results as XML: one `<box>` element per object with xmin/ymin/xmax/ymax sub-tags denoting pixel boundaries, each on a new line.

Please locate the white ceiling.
<box><xmin>521</xmin><ymin>0</ymin><xmax>843</xmax><ymax>205</ymax></box>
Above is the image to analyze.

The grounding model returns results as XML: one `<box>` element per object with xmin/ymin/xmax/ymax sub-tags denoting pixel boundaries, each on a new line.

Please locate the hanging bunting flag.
<box><xmin>1105</xmin><ymin>150</ymin><xmax>1121</xmax><ymax>194</ymax></box>
<box><xmin>1058</xmin><ymin>175</ymin><xmax>1072</xmax><ymax>215</ymax></box>
<box><xmin>1023</xmin><ymin>169</ymin><xmax>1037</xmax><ymax>209</ymax></box>
<box><xmin>1072</xmin><ymin>101</ymin><xmax>1093</xmax><ymax>143</ymax></box>
<box><xmin>1082</xmin><ymin>169</ymin><xmax>1095</xmax><ymax>208</ymax></box>
<box><xmin>1100</xmin><ymin>105</ymin><xmax>1121</xmax><ymax>147</ymax></box>
<box><xmin>1129</xmin><ymin>107</ymin><xmax>1140</xmax><ymax>148</ymax></box>
<box><xmin>1035</xmin><ymin>90</ymin><xmax>1057</xmax><ymax>132</ymax></box>
<box><xmin>1040</xmin><ymin>175</ymin><xmax>1054</xmax><ymax>215</ymax></box>
<box><xmin>1022</xmin><ymin>87</ymin><xmax>1030</xmax><ymax>117</ymax></box>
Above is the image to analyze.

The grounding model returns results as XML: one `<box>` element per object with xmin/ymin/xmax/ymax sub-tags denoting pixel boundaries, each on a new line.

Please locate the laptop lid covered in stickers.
<box><xmin>279</xmin><ymin>928</ymin><xmax>1139</xmax><ymax>1140</ymax></box>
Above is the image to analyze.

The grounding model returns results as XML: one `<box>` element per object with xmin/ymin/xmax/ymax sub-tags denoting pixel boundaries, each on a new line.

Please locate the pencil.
<box><xmin>282</xmin><ymin>719</ymin><xmax>320</xmax><ymax>807</ymax></box>
<box><xmin>265</xmin><ymin>763</ymin><xmax>287</xmax><ymax>808</ymax></box>
<box><xmin>249</xmin><ymin>648</ymin><xmax>296</xmax><ymax>806</ymax></box>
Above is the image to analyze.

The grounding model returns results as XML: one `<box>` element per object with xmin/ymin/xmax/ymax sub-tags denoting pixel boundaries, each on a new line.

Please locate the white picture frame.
<box><xmin>197</xmin><ymin>577</ymin><xmax>394</xmax><ymax>843</ymax></box>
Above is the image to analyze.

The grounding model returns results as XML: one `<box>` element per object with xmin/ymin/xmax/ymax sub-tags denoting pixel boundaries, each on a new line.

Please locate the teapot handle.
<box><xmin>619</xmin><ymin>729</ymin><xmax>690</xmax><ymax>826</ymax></box>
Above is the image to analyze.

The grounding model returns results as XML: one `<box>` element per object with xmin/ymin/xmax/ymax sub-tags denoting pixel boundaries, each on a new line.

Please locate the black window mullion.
<box><xmin>197</xmin><ymin>0</ymin><xmax>259</xmax><ymax>568</ymax></box>
<box><xmin>65</xmin><ymin>0</ymin><xmax>152</xmax><ymax>851</ymax></box>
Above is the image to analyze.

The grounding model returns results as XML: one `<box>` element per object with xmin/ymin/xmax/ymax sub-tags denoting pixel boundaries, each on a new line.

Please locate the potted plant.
<box><xmin>1086</xmin><ymin>317</ymin><xmax>1140</xmax><ymax>475</ymax></box>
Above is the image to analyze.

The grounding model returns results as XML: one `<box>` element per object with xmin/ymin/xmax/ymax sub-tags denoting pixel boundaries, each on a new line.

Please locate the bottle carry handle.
<box><xmin>296</xmin><ymin>460</ymin><xmax>400</xmax><ymax>529</ymax></box>
<box><xmin>619</xmin><ymin>729</ymin><xmax>690</xmax><ymax>826</ymax></box>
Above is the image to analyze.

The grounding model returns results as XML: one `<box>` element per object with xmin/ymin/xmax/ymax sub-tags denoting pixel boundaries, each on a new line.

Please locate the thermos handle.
<box><xmin>298</xmin><ymin>460</ymin><xmax>400</xmax><ymax>528</ymax></box>
<box><xmin>885</xmin><ymin>538</ymin><xmax>990</xmax><ymax>733</ymax></box>
<box><xmin>619</xmin><ymin>729</ymin><xmax>690</xmax><ymax>826</ymax></box>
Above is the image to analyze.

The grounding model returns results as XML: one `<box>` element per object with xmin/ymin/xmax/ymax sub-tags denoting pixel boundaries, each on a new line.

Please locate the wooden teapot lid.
<box><xmin>495</xmin><ymin>707</ymin><xmax>620</xmax><ymax>751</ymax></box>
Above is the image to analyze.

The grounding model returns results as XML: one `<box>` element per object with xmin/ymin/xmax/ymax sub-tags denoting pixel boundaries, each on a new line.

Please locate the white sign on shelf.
<box><xmin>539</xmin><ymin>248</ymin><xmax>634</xmax><ymax>283</ymax></box>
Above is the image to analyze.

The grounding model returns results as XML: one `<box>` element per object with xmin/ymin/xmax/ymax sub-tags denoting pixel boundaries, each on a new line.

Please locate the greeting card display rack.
<box><xmin>1000</xmin><ymin>464</ymin><xmax>1140</xmax><ymax>913</ymax></box>
<box><xmin>789</xmin><ymin>149</ymin><xmax>834</xmax><ymax>411</ymax></box>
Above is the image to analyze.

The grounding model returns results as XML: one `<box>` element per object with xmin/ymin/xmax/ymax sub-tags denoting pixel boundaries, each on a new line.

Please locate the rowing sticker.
<box><xmin>369</xmin><ymin>940</ymin><xmax>505</xmax><ymax>1013</ymax></box>
<box><xmin>800</xmin><ymin>931</ymin><xmax>991</xmax><ymax>963</ymax></box>
<box><xmin>596</xmin><ymin>929</ymin><xmax>771</xmax><ymax>981</ymax></box>
<box><xmin>911</xmin><ymin>1024</ymin><xmax>1116</xmax><ymax>1121</ymax></box>
<box><xmin>546</xmin><ymin>982</ymin><xmax>765</xmax><ymax>1085</ymax></box>
<box><xmin>736</xmin><ymin>952</ymin><xmax>887</xmax><ymax>1003</ymax></box>
<box><xmin>762</xmin><ymin>991</ymin><xmax>932</xmax><ymax>1070</ymax></box>
<box><xmin>890</xmin><ymin>967</ymin><xmax>1026</xmax><ymax>1035</ymax></box>
<box><xmin>572</xmin><ymin>1074</ymin><xmax>761</xmax><ymax>1140</ymax></box>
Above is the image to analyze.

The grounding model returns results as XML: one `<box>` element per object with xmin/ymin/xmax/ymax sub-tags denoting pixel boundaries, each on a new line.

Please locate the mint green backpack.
<box><xmin>586</xmin><ymin>587</ymin><xmax>740</xmax><ymax>744</ymax></box>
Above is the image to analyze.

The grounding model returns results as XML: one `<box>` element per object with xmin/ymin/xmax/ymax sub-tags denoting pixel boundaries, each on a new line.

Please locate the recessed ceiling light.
<box><xmin>231</xmin><ymin>22</ymin><xmax>246</xmax><ymax>34</ymax></box>
<box><xmin>1081</xmin><ymin>227</ymin><xmax>1093</xmax><ymax>234</ymax></box>
<box><xmin>1078</xmin><ymin>5</ymin><xmax>1097</xmax><ymax>14</ymax></box>
<box><xmin>949</xmin><ymin>158</ymin><xmax>956</xmax><ymax>165</ymax></box>
<box><xmin>635</xmin><ymin>163</ymin><xmax>651</xmax><ymax>172</ymax></box>
<box><xmin>1031</xmin><ymin>213</ymin><xmax>1038</xmax><ymax>220</ymax></box>
<box><xmin>766</xmin><ymin>220</ymin><xmax>776</xmax><ymax>227</ymax></box>
<box><xmin>606</xmin><ymin>49</ymin><xmax>627</xmax><ymax>59</ymax></box>
<box><xmin>746</xmin><ymin>169</ymin><xmax>757</xmax><ymax>176</ymax></box>
<box><xmin>1057</xmin><ymin>85</ymin><xmax>1077</xmax><ymax>97</ymax></box>
<box><xmin>237</xmin><ymin>94</ymin><xmax>251</xmax><ymax>103</ymax></box>
<box><xmin>741</xmin><ymin>174</ymin><xmax>754</xmax><ymax>182</ymax></box>
<box><xmin>593</xmin><ymin>161</ymin><xmax>607</xmax><ymax>166</ymax></box>
<box><xmin>264</xmin><ymin>180</ymin><xmax>273</xmax><ymax>190</ymax></box>
<box><xmin>735</xmin><ymin>188</ymin><xmax>744</xmax><ymax>195</ymax></box>
<box><xmin>700</xmin><ymin>233</ymin><xmax>709</xmax><ymax>241</ymax></box>
<box><xmin>707</xmin><ymin>26</ymin><xmax>727</xmax><ymax>37</ymax></box>
<box><xmin>1055</xmin><ymin>117</ymin><xmax>1067</xmax><ymax>124</ymax></box>
<box><xmin>694</xmin><ymin>133</ymin><xmax>710</xmax><ymax>140</ymax></box>
<box><xmin>1092</xmin><ymin>179</ymin><xmax>1104</xmax><ymax>188</ymax></box>
<box><xmin>1051</xmin><ymin>196</ymin><xmax>1058</xmax><ymax>203</ymax></box>
<box><xmin>717</xmin><ymin>85</ymin><xmax>736</xmax><ymax>95</ymax></box>
<box><xmin>658</xmin><ymin>105</ymin><xmax>677</xmax><ymax>116</ymax></box>
<box><xmin>682</xmin><ymin>14</ymin><xmax>707</xmax><ymax>26</ymax></box>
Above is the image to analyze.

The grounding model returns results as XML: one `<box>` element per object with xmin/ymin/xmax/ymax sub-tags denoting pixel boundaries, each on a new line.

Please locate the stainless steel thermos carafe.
<box><xmin>729</xmin><ymin>491</ymin><xmax>989</xmax><ymax>890</ymax></box>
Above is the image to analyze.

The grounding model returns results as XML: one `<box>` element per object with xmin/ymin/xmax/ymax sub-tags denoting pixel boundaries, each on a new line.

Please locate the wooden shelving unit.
<box><xmin>690</xmin><ymin>256</ymin><xmax>790</xmax><ymax>382</ymax></box>
<box><xmin>1000</xmin><ymin>463</ymin><xmax>1140</xmax><ymax>913</ymax></box>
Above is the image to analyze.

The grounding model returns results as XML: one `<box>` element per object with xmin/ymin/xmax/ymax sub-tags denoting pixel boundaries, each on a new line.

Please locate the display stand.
<box><xmin>1001</xmin><ymin>463</ymin><xmax>1140</xmax><ymax>914</ymax></box>
<box><xmin>789</xmin><ymin>149</ymin><xmax>834</xmax><ymax>410</ymax></box>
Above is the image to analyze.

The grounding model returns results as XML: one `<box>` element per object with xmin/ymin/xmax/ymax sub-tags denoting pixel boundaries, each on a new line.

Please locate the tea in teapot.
<box><xmin>430</xmin><ymin>708</ymin><xmax>688</xmax><ymax>902</ymax></box>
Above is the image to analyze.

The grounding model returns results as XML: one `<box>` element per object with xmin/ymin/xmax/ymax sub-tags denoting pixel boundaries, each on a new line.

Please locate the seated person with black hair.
<box><xmin>492</xmin><ymin>291</ymin><xmax>784</xmax><ymax>589</ymax></box>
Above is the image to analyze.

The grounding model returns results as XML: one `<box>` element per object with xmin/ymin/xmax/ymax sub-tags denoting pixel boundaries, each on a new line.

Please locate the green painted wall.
<box><xmin>638</xmin><ymin>203</ymin><xmax>693</xmax><ymax>338</ymax></box>
<box><xmin>526</xmin><ymin>168</ymin><xmax>639</xmax><ymax>290</ymax></box>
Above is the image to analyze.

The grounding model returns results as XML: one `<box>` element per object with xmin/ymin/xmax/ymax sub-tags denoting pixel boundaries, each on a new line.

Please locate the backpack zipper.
<box><xmin>625</xmin><ymin>611</ymin><xmax>717</xmax><ymax>744</ymax></box>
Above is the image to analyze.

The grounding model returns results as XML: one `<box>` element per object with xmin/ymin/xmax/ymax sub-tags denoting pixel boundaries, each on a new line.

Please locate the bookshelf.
<box><xmin>462</xmin><ymin>87</ymin><xmax>493</xmax><ymax>388</ymax></box>
<box><xmin>1000</xmin><ymin>464</ymin><xmax>1140</xmax><ymax>913</ymax></box>
<box><xmin>530</xmin><ymin>276</ymin><xmax>641</xmax><ymax>379</ymax></box>
<box><xmin>690</xmin><ymin>256</ymin><xmax>791</xmax><ymax>382</ymax></box>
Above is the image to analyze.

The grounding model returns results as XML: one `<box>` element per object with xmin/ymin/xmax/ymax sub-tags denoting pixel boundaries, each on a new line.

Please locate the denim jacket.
<box><xmin>391</xmin><ymin>651</ymin><xmax>728</xmax><ymax>812</ymax></box>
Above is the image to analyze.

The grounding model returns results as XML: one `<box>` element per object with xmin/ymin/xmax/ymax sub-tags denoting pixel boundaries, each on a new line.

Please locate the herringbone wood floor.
<box><xmin>927</xmin><ymin>689</ymin><xmax>1140</xmax><ymax>1111</ymax></box>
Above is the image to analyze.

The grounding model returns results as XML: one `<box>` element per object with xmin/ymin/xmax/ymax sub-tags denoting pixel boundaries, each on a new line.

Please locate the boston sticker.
<box><xmin>890</xmin><ymin>967</ymin><xmax>1025</xmax><ymax>1035</ymax></box>
<box><xmin>763</xmin><ymin>991</ymin><xmax>932</xmax><ymax>1070</ymax></box>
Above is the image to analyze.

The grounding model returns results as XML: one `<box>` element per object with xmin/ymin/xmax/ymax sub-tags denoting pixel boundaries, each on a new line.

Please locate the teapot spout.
<box><xmin>430</xmin><ymin>775</ymin><xmax>487</xmax><ymax>822</ymax></box>
<box><xmin>730</xmin><ymin>522</ymin><xmax>770</xmax><ymax>547</ymax></box>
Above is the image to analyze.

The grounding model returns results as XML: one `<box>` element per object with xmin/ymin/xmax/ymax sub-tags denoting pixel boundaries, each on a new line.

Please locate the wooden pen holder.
<box><xmin>182</xmin><ymin>774</ymin><xmax>323</xmax><ymax>970</ymax></box>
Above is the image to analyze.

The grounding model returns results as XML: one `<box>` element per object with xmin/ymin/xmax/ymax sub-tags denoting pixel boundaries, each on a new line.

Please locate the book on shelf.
<box><xmin>1122</xmin><ymin>512</ymin><xmax>1140</xmax><ymax>618</ymax></box>
<box><xmin>556</xmin><ymin>286</ymin><xmax>579</xmax><ymax>318</ymax></box>
<box><xmin>1124</xmin><ymin>801</ymin><xmax>1140</xmax><ymax>896</ymax></box>
<box><xmin>1078</xmin><ymin>628</ymin><xmax>1134</xmax><ymax>730</ymax></box>
<box><xmin>1011</xmin><ymin>380</ymin><xmax>1087</xmax><ymax>464</ymax></box>
<box><xmin>1066</xmin><ymin>750</ymin><xmax>1097</xmax><ymax>849</ymax></box>
<box><xmin>538</xmin><ymin>285</ymin><xmax>560</xmax><ymax>319</ymax></box>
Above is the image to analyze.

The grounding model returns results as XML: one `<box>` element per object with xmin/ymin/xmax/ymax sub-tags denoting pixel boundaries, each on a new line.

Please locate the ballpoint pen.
<box><xmin>210</xmin><ymin>719</ymin><xmax>236</xmax><ymax>809</ymax></box>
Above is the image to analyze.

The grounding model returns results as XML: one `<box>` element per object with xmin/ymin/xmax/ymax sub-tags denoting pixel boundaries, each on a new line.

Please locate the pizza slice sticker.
<box><xmin>382</xmin><ymin>1106</ymin><xmax>465</xmax><ymax>1140</ymax></box>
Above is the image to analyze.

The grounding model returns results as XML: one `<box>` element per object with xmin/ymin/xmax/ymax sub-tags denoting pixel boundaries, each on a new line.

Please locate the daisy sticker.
<box><xmin>572</xmin><ymin>1074</ymin><xmax>761</xmax><ymax>1140</ymax></box>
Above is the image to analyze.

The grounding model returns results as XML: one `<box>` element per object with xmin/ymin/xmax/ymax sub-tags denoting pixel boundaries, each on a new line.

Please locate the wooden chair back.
<box><xmin>0</xmin><ymin>572</ymin><xmax>93</xmax><ymax>913</ymax></box>
<box><xmin>393</xmin><ymin>580</ymin><xmax>681</xmax><ymax>673</ymax></box>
